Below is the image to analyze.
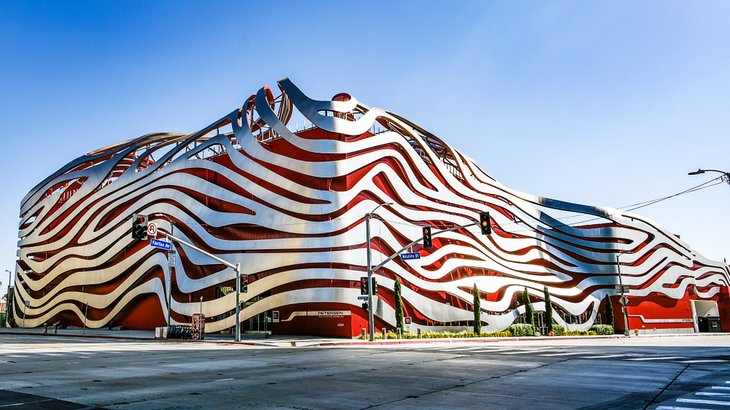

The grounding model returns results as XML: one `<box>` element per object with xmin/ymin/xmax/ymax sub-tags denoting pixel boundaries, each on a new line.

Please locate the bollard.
<box><xmin>54</xmin><ymin>323</ymin><xmax>59</xmax><ymax>334</ymax></box>
<box><xmin>43</xmin><ymin>323</ymin><xmax>48</xmax><ymax>334</ymax></box>
<box><xmin>382</xmin><ymin>328</ymin><xmax>387</xmax><ymax>339</ymax></box>
<box><xmin>361</xmin><ymin>328</ymin><xmax>366</xmax><ymax>340</ymax></box>
<box><xmin>417</xmin><ymin>328</ymin><xmax>422</xmax><ymax>338</ymax></box>
<box><xmin>397</xmin><ymin>328</ymin><xmax>402</xmax><ymax>339</ymax></box>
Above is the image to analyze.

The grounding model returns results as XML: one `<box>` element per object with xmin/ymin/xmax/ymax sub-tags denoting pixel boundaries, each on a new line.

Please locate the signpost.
<box><xmin>614</xmin><ymin>285</ymin><xmax>630</xmax><ymax>294</ymax></box>
<box><xmin>400</xmin><ymin>252</ymin><xmax>421</xmax><ymax>261</ymax></box>
<box><xmin>147</xmin><ymin>222</ymin><xmax>158</xmax><ymax>237</ymax></box>
<box><xmin>168</xmin><ymin>250</ymin><xmax>176</xmax><ymax>267</ymax></box>
<box><xmin>150</xmin><ymin>238</ymin><xmax>172</xmax><ymax>251</ymax></box>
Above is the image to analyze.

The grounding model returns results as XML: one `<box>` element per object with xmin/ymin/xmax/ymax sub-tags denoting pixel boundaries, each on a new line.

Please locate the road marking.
<box><xmin>627</xmin><ymin>356</ymin><xmax>684</xmax><ymax>361</ymax></box>
<box><xmin>583</xmin><ymin>354</ymin><xmax>625</xmax><ymax>359</ymax></box>
<box><xmin>539</xmin><ymin>351</ymin><xmax>591</xmax><ymax>357</ymax></box>
<box><xmin>0</xmin><ymin>398</ymin><xmax>55</xmax><ymax>408</ymax></box>
<box><xmin>677</xmin><ymin>398</ymin><xmax>730</xmax><ymax>406</ymax></box>
<box><xmin>696</xmin><ymin>392</ymin><xmax>730</xmax><ymax>397</ymax></box>
<box><xmin>656</xmin><ymin>406</ymin><xmax>705</xmax><ymax>410</ymax></box>
<box><xmin>713</xmin><ymin>386</ymin><xmax>730</xmax><ymax>391</ymax></box>
<box><xmin>215</xmin><ymin>378</ymin><xmax>234</xmax><ymax>382</ymax></box>
<box><xmin>679</xmin><ymin>359</ymin><xmax>728</xmax><ymax>364</ymax></box>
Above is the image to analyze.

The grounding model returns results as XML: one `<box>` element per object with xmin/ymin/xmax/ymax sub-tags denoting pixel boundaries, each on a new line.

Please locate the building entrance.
<box><xmin>691</xmin><ymin>300</ymin><xmax>722</xmax><ymax>332</ymax></box>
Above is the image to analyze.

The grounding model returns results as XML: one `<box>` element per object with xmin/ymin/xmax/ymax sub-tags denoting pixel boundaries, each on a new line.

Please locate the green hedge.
<box><xmin>590</xmin><ymin>325</ymin><xmax>614</xmax><ymax>335</ymax></box>
<box><xmin>509</xmin><ymin>324</ymin><xmax>535</xmax><ymax>337</ymax></box>
<box><xmin>359</xmin><ymin>324</ymin><xmax>612</xmax><ymax>340</ymax></box>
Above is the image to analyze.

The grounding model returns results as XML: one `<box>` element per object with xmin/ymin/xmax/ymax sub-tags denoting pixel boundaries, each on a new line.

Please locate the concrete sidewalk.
<box><xmin>1</xmin><ymin>326</ymin><xmax>724</xmax><ymax>348</ymax></box>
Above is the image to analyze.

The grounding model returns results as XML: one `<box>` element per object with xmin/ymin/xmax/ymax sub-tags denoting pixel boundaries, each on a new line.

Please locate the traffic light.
<box><xmin>479</xmin><ymin>211</ymin><xmax>491</xmax><ymax>235</ymax></box>
<box><xmin>372</xmin><ymin>277</ymin><xmax>378</xmax><ymax>295</ymax></box>
<box><xmin>132</xmin><ymin>214</ymin><xmax>148</xmax><ymax>240</ymax></box>
<box><xmin>422</xmin><ymin>226</ymin><xmax>432</xmax><ymax>248</ymax></box>
<box><xmin>360</xmin><ymin>277</ymin><xmax>369</xmax><ymax>295</ymax></box>
<box><xmin>240</xmin><ymin>275</ymin><xmax>249</xmax><ymax>293</ymax></box>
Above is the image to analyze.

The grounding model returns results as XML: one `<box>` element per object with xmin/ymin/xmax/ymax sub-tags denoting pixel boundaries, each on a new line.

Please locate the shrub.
<box><xmin>509</xmin><ymin>323</ymin><xmax>535</xmax><ymax>337</ymax></box>
<box><xmin>473</xmin><ymin>283</ymin><xmax>482</xmax><ymax>334</ymax></box>
<box><xmin>523</xmin><ymin>288</ymin><xmax>534</xmax><ymax>327</ymax></box>
<box><xmin>564</xmin><ymin>330</ymin><xmax>598</xmax><ymax>336</ymax></box>
<box><xmin>591</xmin><ymin>324</ymin><xmax>614</xmax><ymax>335</ymax></box>
<box><xmin>552</xmin><ymin>324</ymin><xmax>565</xmax><ymax>336</ymax></box>
<box><xmin>543</xmin><ymin>286</ymin><xmax>553</xmax><ymax>334</ymax></box>
<box><xmin>395</xmin><ymin>278</ymin><xmax>404</xmax><ymax>331</ymax></box>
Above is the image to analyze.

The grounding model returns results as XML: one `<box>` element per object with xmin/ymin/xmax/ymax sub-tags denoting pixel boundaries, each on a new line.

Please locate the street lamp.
<box><xmin>615</xmin><ymin>252</ymin><xmax>630</xmax><ymax>337</ymax></box>
<box><xmin>365</xmin><ymin>202</ymin><xmax>393</xmax><ymax>341</ymax></box>
<box><xmin>4</xmin><ymin>270</ymin><xmax>11</xmax><ymax>327</ymax></box>
<box><xmin>688</xmin><ymin>168</ymin><xmax>730</xmax><ymax>184</ymax></box>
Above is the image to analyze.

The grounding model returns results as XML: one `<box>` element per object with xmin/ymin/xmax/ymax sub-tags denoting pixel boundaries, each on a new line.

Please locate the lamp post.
<box><xmin>4</xmin><ymin>270</ymin><xmax>11</xmax><ymax>327</ymax></box>
<box><xmin>365</xmin><ymin>202</ymin><xmax>393</xmax><ymax>342</ymax></box>
<box><xmin>616</xmin><ymin>252</ymin><xmax>630</xmax><ymax>337</ymax></box>
<box><xmin>688</xmin><ymin>168</ymin><xmax>730</xmax><ymax>184</ymax></box>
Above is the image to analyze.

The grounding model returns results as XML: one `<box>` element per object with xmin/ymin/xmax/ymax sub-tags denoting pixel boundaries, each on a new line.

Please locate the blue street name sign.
<box><xmin>150</xmin><ymin>238</ymin><xmax>172</xmax><ymax>251</ymax></box>
<box><xmin>357</xmin><ymin>295</ymin><xmax>368</xmax><ymax>301</ymax></box>
<box><xmin>400</xmin><ymin>252</ymin><xmax>421</xmax><ymax>260</ymax></box>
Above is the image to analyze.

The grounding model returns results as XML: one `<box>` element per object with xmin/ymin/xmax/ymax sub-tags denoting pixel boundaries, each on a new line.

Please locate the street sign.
<box><xmin>614</xmin><ymin>285</ymin><xmax>630</xmax><ymax>294</ymax></box>
<box><xmin>620</xmin><ymin>296</ymin><xmax>628</xmax><ymax>306</ymax></box>
<box><xmin>150</xmin><ymin>238</ymin><xmax>172</xmax><ymax>251</ymax></box>
<box><xmin>24</xmin><ymin>300</ymin><xmax>30</xmax><ymax>307</ymax></box>
<box><xmin>168</xmin><ymin>254</ymin><xmax>176</xmax><ymax>267</ymax></box>
<box><xmin>357</xmin><ymin>295</ymin><xmax>368</xmax><ymax>301</ymax></box>
<box><xmin>147</xmin><ymin>222</ymin><xmax>158</xmax><ymax>237</ymax></box>
<box><xmin>400</xmin><ymin>252</ymin><xmax>421</xmax><ymax>261</ymax></box>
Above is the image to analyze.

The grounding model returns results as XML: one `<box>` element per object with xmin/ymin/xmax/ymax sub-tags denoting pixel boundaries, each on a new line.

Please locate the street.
<box><xmin>0</xmin><ymin>334</ymin><xmax>729</xmax><ymax>409</ymax></box>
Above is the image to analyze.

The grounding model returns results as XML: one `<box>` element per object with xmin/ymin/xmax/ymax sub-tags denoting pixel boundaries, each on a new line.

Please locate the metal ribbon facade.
<box><xmin>15</xmin><ymin>79</ymin><xmax>730</xmax><ymax>335</ymax></box>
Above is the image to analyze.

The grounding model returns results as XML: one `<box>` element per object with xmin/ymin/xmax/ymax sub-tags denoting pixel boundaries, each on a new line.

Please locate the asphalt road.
<box><xmin>1</xmin><ymin>334</ymin><xmax>729</xmax><ymax>409</ymax></box>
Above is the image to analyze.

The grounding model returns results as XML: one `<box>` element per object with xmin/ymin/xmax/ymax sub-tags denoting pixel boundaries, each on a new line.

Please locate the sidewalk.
<box><xmin>1</xmin><ymin>326</ymin><xmax>725</xmax><ymax>348</ymax></box>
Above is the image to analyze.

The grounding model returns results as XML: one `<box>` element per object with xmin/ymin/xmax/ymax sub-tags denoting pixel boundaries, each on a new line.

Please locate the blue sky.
<box><xmin>1</xmin><ymin>1</ymin><xmax>729</xmax><ymax>299</ymax></box>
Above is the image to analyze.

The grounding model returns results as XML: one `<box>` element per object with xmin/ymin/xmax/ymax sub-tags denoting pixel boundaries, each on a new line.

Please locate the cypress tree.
<box><xmin>543</xmin><ymin>286</ymin><xmax>553</xmax><ymax>334</ymax></box>
<box><xmin>395</xmin><ymin>277</ymin><xmax>404</xmax><ymax>330</ymax></box>
<box><xmin>523</xmin><ymin>287</ymin><xmax>534</xmax><ymax>328</ymax></box>
<box><xmin>473</xmin><ymin>283</ymin><xmax>481</xmax><ymax>334</ymax></box>
<box><xmin>604</xmin><ymin>294</ymin><xmax>614</xmax><ymax>328</ymax></box>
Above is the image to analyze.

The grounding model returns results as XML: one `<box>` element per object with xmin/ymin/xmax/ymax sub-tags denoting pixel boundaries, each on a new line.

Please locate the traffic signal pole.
<box><xmin>364</xmin><ymin>219</ymin><xmax>486</xmax><ymax>341</ymax></box>
<box><xmin>369</xmin><ymin>221</ymin><xmax>480</xmax><ymax>275</ymax></box>
<box><xmin>164</xmin><ymin>232</ymin><xmax>243</xmax><ymax>342</ymax></box>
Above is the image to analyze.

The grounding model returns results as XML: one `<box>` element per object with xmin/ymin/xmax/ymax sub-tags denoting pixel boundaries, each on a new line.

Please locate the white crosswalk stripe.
<box><xmin>676</xmin><ymin>397</ymin><xmax>730</xmax><ymax>406</ymax></box>
<box><xmin>658</xmin><ymin>382</ymin><xmax>730</xmax><ymax>409</ymax></box>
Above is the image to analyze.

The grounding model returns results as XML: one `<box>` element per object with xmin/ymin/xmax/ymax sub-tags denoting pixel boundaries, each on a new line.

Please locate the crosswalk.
<box><xmin>656</xmin><ymin>381</ymin><xmax>730</xmax><ymax>409</ymax></box>
<box><xmin>399</xmin><ymin>344</ymin><xmax>730</xmax><ymax>364</ymax></box>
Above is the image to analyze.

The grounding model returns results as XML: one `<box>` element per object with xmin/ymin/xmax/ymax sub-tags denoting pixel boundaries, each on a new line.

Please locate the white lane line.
<box><xmin>626</xmin><ymin>357</ymin><xmax>684</xmax><ymax>361</ymax></box>
<box><xmin>677</xmin><ymin>398</ymin><xmax>730</xmax><ymax>406</ymax></box>
<box><xmin>214</xmin><ymin>378</ymin><xmax>234</xmax><ymax>382</ymax></box>
<box><xmin>656</xmin><ymin>406</ymin><xmax>705</xmax><ymax>410</ymax></box>
<box><xmin>679</xmin><ymin>359</ymin><xmax>728</xmax><ymax>364</ymax></box>
<box><xmin>712</xmin><ymin>386</ymin><xmax>730</xmax><ymax>391</ymax></box>
<box><xmin>539</xmin><ymin>351</ymin><xmax>591</xmax><ymax>357</ymax></box>
<box><xmin>583</xmin><ymin>354</ymin><xmax>625</xmax><ymax>359</ymax></box>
